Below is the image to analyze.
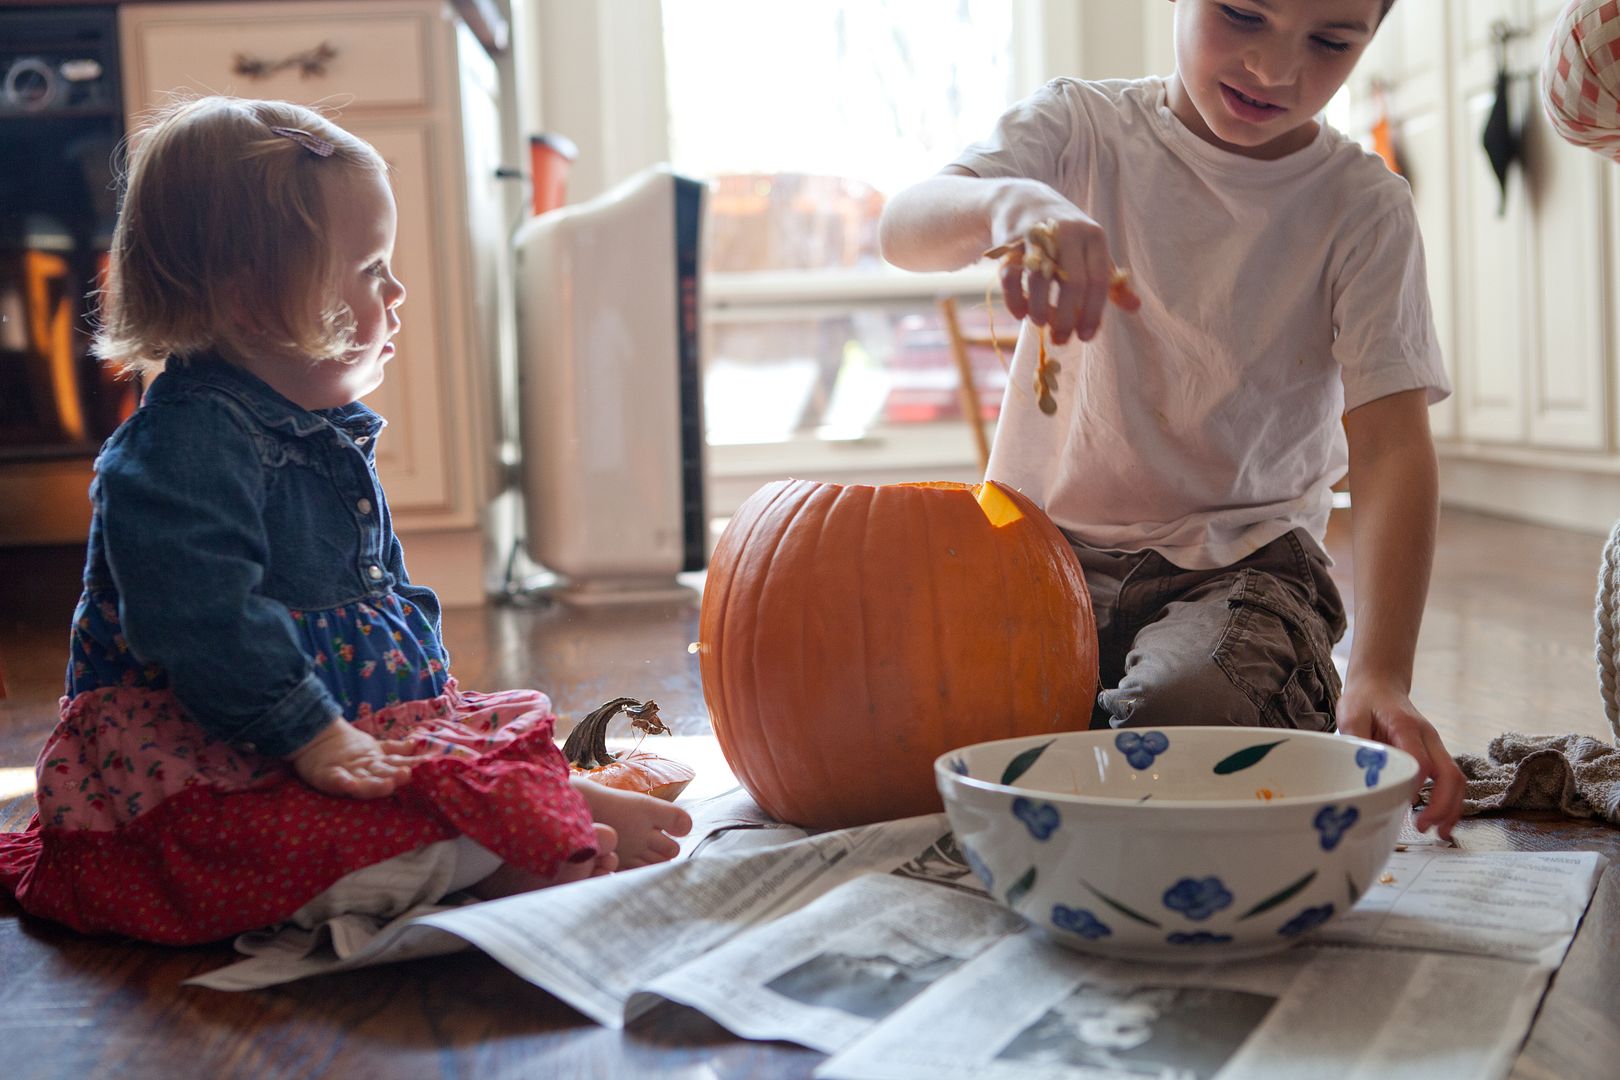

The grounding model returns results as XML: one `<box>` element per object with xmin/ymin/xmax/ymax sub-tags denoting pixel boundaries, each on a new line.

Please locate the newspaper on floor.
<box><xmin>185</xmin><ymin>788</ymin><xmax>1606</xmax><ymax>1080</ymax></box>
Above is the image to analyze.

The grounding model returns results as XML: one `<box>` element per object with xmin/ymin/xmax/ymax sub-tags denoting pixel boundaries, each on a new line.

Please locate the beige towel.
<box><xmin>1456</xmin><ymin>732</ymin><xmax>1620</xmax><ymax>823</ymax></box>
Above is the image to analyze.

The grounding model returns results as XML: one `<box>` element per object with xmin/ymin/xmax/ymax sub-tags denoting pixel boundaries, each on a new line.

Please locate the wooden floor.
<box><xmin>1</xmin><ymin>506</ymin><xmax>1617</xmax><ymax>1079</ymax></box>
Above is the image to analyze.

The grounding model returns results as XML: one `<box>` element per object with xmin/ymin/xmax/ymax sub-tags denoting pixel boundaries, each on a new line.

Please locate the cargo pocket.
<box><xmin>1213</xmin><ymin>568</ymin><xmax>1341</xmax><ymax>732</ymax></box>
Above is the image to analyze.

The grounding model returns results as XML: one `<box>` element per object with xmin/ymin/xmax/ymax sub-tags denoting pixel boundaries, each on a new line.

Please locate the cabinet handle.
<box><xmin>232</xmin><ymin>41</ymin><xmax>338</xmax><ymax>81</ymax></box>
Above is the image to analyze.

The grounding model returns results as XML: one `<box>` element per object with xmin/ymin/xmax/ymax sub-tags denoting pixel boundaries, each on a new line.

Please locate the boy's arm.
<box><xmin>1340</xmin><ymin>388</ymin><xmax>1465</xmax><ymax>838</ymax></box>
<box><xmin>878</xmin><ymin>168</ymin><xmax>1119</xmax><ymax>343</ymax></box>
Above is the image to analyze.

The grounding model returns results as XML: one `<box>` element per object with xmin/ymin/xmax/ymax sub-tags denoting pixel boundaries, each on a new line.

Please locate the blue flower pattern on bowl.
<box><xmin>1162</xmin><ymin>876</ymin><xmax>1233</xmax><ymax>921</ymax></box>
<box><xmin>1313</xmin><ymin>805</ymin><xmax>1359</xmax><ymax>851</ymax></box>
<box><xmin>961</xmin><ymin>844</ymin><xmax>993</xmax><ymax>890</ymax></box>
<box><xmin>1167</xmin><ymin>931</ymin><xmax>1234</xmax><ymax>946</ymax></box>
<box><xmin>1052</xmin><ymin>905</ymin><xmax>1112</xmax><ymax>940</ymax></box>
<box><xmin>1278</xmin><ymin>903</ymin><xmax>1335</xmax><ymax>938</ymax></box>
<box><xmin>1116</xmin><ymin>730</ymin><xmax>1170</xmax><ymax>769</ymax></box>
<box><xmin>948</xmin><ymin>756</ymin><xmax>970</xmax><ymax>776</ymax></box>
<box><xmin>1012</xmin><ymin>796</ymin><xmax>1060</xmax><ymax>840</ymax></box>
<box><xmin>1355</xmin><ymin>746</ymin><xmax>1387</xmax><ymax>787</ymax></box>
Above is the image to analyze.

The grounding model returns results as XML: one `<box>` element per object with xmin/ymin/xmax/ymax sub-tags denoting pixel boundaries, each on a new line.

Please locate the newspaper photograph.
<box><xmin>631</xmin><ymin>871</ymin><xmax>1026</xmax><ymax>1053</ymax></box>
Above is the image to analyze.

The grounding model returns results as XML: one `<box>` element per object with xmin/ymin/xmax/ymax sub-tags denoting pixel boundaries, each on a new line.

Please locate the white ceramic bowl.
<box><xmin>935</xmin><ymin>727</ymin><xmax>1419</xmax><ymax>962</ymax></box>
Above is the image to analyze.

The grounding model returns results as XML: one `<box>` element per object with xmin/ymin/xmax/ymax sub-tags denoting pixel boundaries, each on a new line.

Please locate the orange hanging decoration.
<box><xmin>1371</xmin><ymin>81</ymin><xmax>1402</xmax><ymax>176</ymax></box>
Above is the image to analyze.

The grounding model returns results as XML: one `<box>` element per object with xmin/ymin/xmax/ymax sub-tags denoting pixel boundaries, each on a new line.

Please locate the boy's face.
<box><xmin>1167</xmin><ymin>0</ymin><xmax>1383</xmax><ymax>159</ymax></box>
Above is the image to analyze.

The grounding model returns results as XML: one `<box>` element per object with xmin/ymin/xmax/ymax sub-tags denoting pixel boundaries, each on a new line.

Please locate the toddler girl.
<box><xmin>0</xmin><ymin>97</ymin><xmax>690</xmax><ymax>944</ymax></box>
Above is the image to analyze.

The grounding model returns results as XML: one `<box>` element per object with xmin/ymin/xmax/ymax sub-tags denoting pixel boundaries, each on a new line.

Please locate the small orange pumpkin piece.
<box><xmin>563</xmin><ymin>697</ymin><xmax>695</xmax><ymax>802</ymax></box>
<box><xmin>698</xmin><ymin>479</ymin><xmax>1098</xmax><ymax>829</ymax></box>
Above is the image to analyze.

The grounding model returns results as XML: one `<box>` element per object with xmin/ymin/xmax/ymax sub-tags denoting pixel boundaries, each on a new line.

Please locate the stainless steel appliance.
<box><xmin>0</xmin><ymin>4</ymin><xmax>133</xmax><ymax>546</ymax></box>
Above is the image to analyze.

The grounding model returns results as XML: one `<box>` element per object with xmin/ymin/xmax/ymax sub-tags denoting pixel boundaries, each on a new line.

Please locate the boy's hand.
<box><xmin>1336</xmin><ymin>684</ymin><xmax>1465</xmax><ymax>840</ymax></box>
<box><xmin>289</xmin><ymin>717</ymin><xmax>428</xmax><ymax>800</ymax></box>
<box><xmin>991</xmin><ymin>208</ymin><xmax>1134</xmax><ymax>344</ymax></box>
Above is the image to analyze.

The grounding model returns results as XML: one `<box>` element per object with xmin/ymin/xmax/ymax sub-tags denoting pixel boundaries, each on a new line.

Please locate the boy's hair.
<box><xmin>95</xmin><ymin>96</ymin><xmax>387</xmax><ymax>376</ymax></box>
<box><xmin>1381</xmin><ymin>0</ymin><xmax>1396</xmax><ymax>20</ymax></box>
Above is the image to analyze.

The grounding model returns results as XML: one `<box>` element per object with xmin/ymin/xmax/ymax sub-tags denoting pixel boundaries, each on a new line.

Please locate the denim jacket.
<box><xmin>77</xmin><ymin>356</ymin><xmax>443</xmax><ymax>756</ymax></box>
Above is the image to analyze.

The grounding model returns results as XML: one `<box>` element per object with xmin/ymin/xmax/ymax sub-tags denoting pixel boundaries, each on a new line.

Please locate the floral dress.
<box><xmin>0</xmin><ymin>589</ymin><xmax>597</xmax><ymax>945</ymax></box>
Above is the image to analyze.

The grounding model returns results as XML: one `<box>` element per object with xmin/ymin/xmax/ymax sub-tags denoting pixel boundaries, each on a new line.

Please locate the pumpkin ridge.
<box><xmin>704</xmin><ymin>478</ymin><xmax>795</xmax><ymax>808</ymax></box>
<box><xmin>825</xmin><ymin>482</ymin><xmax>870</xmax><ymax>820</ymax></box>
<box><xmin>700</xmin><ymin>480</ymin><xmax>756</xmax><ymax>745</ymax></box>
<box><xmin>790</xmin><ymin>482</ymin><xmax>843</xmax><ymax>821</ymax></box>
<box><xmin>746</xmin><ymin>480</ymin><xmax>815</xmax><ymax>820</ymax></box>
<box><xmin>985</xmin><ymin>484</ymin><xmax>1019</xmax><ymax>741</ymax></box>
<box><xmin>848</xmin><ymin>483</ymin><xmax>879</xmax><ymax>822</ymax></box>
<box><xmin>896</xmin><ymin>483</ymin><xmax>944</xmax><ymax>820</ymax></box>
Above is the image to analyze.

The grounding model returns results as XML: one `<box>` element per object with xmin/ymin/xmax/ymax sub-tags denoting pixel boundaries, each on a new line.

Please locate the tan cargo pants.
<box><xmin>1072</xmin><ymin>529</ymin><xmax>1347</xmax><ymax>732</ymax></box>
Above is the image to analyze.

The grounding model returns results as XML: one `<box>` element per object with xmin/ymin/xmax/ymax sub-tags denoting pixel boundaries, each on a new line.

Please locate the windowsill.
<box><xmin>706</xmin><ymin>422</ymin><xmax>991</xmax><ymax>515</ymax></box>
<box><xmin>705</xmin><ymin>266</ymin><xmax>998</xmax><ymax>311</ymax></box>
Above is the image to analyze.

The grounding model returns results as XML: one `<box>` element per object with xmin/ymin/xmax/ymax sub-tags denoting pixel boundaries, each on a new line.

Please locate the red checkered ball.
<box><xmin>1545</xmin><ymin>0</ymin><xmax>1620</xmax><ymax>160</ymax></box>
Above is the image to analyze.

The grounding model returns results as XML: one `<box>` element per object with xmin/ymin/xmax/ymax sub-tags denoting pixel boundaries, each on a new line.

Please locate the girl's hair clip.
<box><xmin>268</xmin><ymin>125</ymin><xmax>335</xmax><ymax>158</ymax></box>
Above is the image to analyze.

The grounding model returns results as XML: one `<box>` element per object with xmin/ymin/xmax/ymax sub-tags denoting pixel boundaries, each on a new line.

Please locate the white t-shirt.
<box><xmin>954</xmin><ymin>76</ymin><xmax>1449</xmax><ymax>570</ymax></box>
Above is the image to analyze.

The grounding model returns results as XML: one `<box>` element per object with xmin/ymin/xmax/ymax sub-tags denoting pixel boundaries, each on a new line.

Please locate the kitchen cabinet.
<box><xmin>1353</xmin><ymin>0</ymin><xmax>1620</xmax><ymax>533</ymax></box>
<box><xmin>119</xmin><ymin>0</ymin><xmax>509</xmax><ymax>603</ymax></box>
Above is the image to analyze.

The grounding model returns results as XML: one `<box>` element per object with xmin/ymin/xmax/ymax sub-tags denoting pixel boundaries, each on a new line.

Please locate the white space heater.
<box><xmin>511</xmin><ymin>165</ymin><xmax>709</xmax><ymax>602</ymax></box>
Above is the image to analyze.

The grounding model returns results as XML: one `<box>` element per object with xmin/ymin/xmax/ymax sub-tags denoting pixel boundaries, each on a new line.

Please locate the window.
<box><xmin>514</xmin><ymin>1</ymin><xmax>1124</xmax><ymax>507</ymax></box>
<box><xmin>658</xmin><ymin>0</ymin><xmax>1066</xmax><ymax>488</ymax></box>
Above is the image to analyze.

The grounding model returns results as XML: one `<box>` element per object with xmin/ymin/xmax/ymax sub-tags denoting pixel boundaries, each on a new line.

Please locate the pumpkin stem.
<box><xmin>562</xmin><ymin>697</ymin><xmax>665</xmax><ymax>768</ymax></box>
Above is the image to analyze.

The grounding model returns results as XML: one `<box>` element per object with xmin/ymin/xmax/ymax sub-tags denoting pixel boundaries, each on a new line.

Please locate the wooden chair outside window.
<box><xmin>938</xmin><ymin>295</ymin><xmax>1015</xmax><ymax>475</ymax></box>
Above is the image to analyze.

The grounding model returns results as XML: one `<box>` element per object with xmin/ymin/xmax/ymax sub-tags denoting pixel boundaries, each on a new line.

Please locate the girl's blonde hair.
<box><xmin>95</xmin><ymin>96</ymin><xmax>387</xmax><ymax>376</ymax></box>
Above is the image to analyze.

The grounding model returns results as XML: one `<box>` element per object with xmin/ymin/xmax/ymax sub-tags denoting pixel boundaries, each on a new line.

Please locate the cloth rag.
<box><xmin>1456</xmin><ymin>732</ymin><xmax>1620</xmax><ymax>824</ymax></box>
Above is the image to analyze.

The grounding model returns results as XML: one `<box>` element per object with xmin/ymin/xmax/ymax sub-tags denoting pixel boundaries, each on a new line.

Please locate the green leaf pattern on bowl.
<box><xmin>1082</xmin><ymin>881</ymin><xmax>1164</xmax><ymax>928</ymax></box>
<box><xmin>1005</xmin><ymin>866</ymin><xmax>1037</xmax><ymax>909</ymax></box>
<box><xmin>1238</xmin><ymin>869</ymin><xmax>1317</xmax><ymax>920</ymax></box>
<box><xmin>999</xmin><ymin>740</ymin><xmax>1053</xmax><ymax>786</ymax></box>
<box><xmin>1212</xmin><ymin>738</ymin><xmax>1288</xmax><ymax>775</ymax></box>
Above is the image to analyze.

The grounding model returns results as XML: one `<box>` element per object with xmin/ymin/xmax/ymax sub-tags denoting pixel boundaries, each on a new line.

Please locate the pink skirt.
<box><xmin>0</xmin><ymin>679</ymin><xmax>596</xmax><ymax>944</ymax></box>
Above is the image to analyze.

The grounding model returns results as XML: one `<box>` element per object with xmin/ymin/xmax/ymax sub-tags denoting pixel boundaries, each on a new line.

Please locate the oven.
<box><xmin>0</xmin><ymin>4</ymin><xmax>134</xmax><ymax>546</ymax></box>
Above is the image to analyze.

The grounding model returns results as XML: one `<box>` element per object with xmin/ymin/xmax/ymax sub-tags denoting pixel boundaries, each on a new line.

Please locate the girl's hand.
<box><xmin>289</xmin><ymin>717</ymin><xmax>427</xmax><ymax>800</ymax></box>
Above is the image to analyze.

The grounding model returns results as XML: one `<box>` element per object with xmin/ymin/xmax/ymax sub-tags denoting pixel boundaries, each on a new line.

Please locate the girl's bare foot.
<box><xmin>569</xmin><ymin>777</ymin><xmax>693</xmax><ymax>869</ymax></box>
<box><xmin>469</xmin><ymin>822</ymin><xmax>619</xmax><ymax>899</ymax></box>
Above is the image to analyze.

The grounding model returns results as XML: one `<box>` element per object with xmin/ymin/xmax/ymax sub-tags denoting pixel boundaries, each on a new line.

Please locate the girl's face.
<box><xmin>245</xmin><ymin>164</ymin><xmax>405</xmax><ymax>411</ymax></box>
<box><xmin>1167</xmin><ymin>0</ymin><xmax>1382</xmax><ymax>159</ymax></box>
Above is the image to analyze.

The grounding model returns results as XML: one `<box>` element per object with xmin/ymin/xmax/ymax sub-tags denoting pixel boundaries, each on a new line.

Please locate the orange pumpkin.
<box><xmin>697</xmin><ymin>479</ymin><xmax>1098</xmax><ymax>829</ymax></box>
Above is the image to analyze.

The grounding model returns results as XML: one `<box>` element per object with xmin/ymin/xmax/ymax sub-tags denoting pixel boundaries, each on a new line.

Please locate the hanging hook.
<box><xmin>1489</xmin><ymin>19</ymin><xmax>1536</xmax><ymax>82</ymax></box>
<box><xmin>1490</xmin><ymin>19</ymin><xmax>1528</xmax><ymax>44</ymax></box>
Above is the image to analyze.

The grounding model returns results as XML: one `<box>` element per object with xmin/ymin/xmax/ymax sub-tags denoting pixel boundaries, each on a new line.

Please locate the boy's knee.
<box><xmin>1098</xmin><ymin>656</ymin><xmax>1336</xmax><ymax>732</ymax></box>
<box><xmin>1098</xmin><ymin>663</ymin><xmax>1264</xmax><ymax>729</ymax></box>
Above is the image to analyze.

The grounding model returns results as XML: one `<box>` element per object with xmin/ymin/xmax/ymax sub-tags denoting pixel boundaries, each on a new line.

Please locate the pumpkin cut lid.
<box><xmin>974</xmin><ymin>481</ymin><xmax>1026</xmax><ymax>528</ymax></box>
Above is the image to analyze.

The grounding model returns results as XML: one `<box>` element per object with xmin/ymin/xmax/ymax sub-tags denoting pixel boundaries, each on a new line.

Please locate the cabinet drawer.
<box><xmin>122</xmin><ymin>4</ymin><xmax>433</xmax><ymax>112</ymax></box>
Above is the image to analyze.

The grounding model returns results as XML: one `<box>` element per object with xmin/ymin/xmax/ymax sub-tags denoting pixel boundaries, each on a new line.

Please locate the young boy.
<box><xmin>879</xmin><ymin>0</ymin><xmax>1464</xmax><ymax>836</ymax></box>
